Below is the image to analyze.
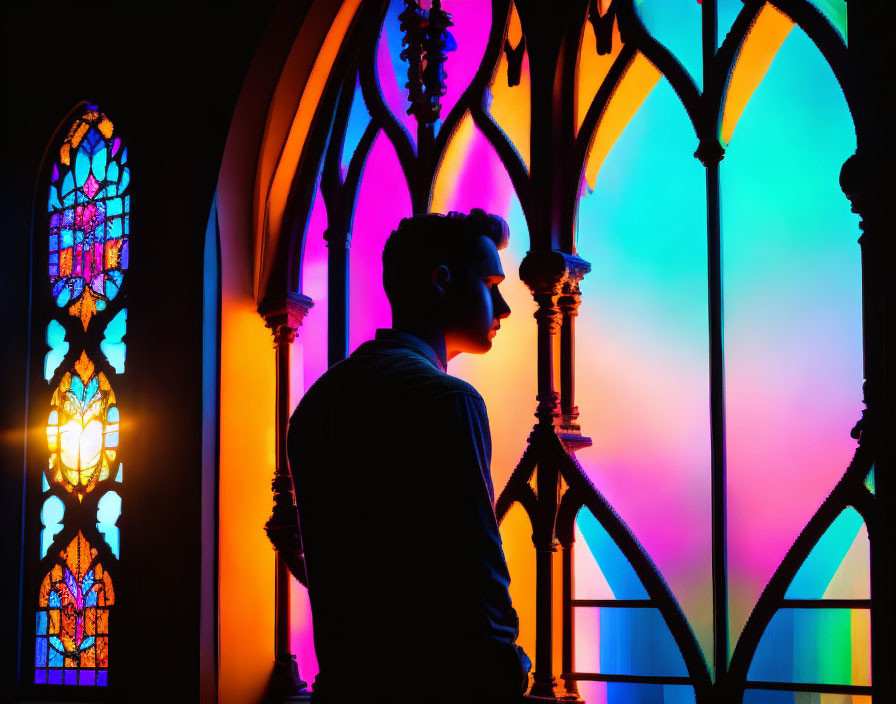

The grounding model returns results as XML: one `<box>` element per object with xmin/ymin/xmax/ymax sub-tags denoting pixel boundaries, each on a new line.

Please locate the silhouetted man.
<box><xmin>287</xmin><ymin>210</ymin><xmax>529</xmax><ymax>703</ymax></box>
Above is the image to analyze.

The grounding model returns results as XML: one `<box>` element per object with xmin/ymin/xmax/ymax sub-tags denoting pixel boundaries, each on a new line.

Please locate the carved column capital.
<box><xmin>519</xmin><ymin>250</ymin><xmax>590</xmax><ymax>297</ymax></box>
<box><xmin>840</xmin><ymin>152</ymin><xmax>877</xmax><ymax>241</ymax></box>
<box><xmin>259</xmin><ymin>293</ymin><xmax>314</xmax><ymax>345</ymax></box>
<box><xmin>695</xmin><ymin>138</ymin><xmax>725</xmax><ymax>168</ymax></box>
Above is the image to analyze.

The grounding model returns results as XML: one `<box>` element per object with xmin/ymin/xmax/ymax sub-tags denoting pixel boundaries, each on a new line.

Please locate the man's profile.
<box><xmin>287</xmin><ymin>210</ymin><xmax>529</xmax><ymax>703</ymax></box>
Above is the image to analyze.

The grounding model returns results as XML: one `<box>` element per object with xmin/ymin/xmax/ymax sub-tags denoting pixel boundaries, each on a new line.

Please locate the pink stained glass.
<box><xmin>575</xmin><ymin>77</ymin><xmax>714</xmax><ymax>665</ymax></box>
<box><xmin>348</xmin><ymin>133</ymin><xmax>412</xmax><ymax>352</ymax></box>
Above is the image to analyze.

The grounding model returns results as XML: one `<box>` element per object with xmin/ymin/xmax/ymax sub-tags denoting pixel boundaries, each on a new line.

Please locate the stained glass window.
<box><xmin>281</xmin><ymin>1</ymin><xmax>871</xmax><ymax>701</ymax></box>
<box><xmin>35</xmin><ymin>105</ymin><xmax>128</xmax><ymax>687</ymax></box>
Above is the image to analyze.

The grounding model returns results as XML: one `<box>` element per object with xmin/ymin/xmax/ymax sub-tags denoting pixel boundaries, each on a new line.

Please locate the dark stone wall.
<box><xmin>1</xmin><ymin>3</ymin><xmax>276</xmax><ymax>700</ymax></box>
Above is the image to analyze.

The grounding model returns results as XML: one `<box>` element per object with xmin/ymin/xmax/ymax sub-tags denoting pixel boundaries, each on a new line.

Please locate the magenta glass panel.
<box><xmin>348</xmin><ymin>133</ymin><xmax>412</xmax><ymax>352</ymax></box>
<box><xmin>375</xmin><ymin>0</ymin><xmax>492</xmax><ymax>144</ymax></box>
<box><xmin>575</xmin><ymin>77</ymin><xmax>713</xmax><ymax>665</ymax></box>
<box><xmin>298</xmin><ymin>185</ymin><xmax>330</xmax><ymax>394</ymax></box>
<box><xmin>722</xmin><ymin>27</ymin><xmax>861</xmax><ymax>647</ymax></box>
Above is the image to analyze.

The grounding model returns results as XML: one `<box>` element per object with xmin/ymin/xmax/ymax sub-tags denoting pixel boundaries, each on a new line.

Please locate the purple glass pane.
<box><xmin>48</xmin><ymin>669</ymin><xmax>63</xmax><ymax>684</ymax></box>
<box><xmin>64</xmin><ymin>669</ymin><xmax>78</xmax><ymax>685</ymax></box>
<box><xmin>80</xmin><ymin>669</ymin><xmax>96</xmax><ymax>686</ymax></box>
<box><xmin>35</xmin><ymin>669</ymin><xmax>47</xmax><ymax>684</ymax></box>
<box><xmin>96</xmin><ymin>670</ymin><xmax>108</xmax><ymax>686</ymax></box>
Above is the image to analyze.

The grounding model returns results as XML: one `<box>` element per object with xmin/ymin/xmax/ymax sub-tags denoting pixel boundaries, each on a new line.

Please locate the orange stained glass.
<box><xmin>576</xmin><ymin>10</ymin><xmax>624</xmax><ymax>133</ymax></box>
<box><xmin>720</xmin><ymin>3</ymin><xmax>795</xmax><ymax>145</ymax></box>
<box><xmin>37</xmin><ymin>533</ymin><xmax>114</xmax><ymax>669</ymax></box>
<box><xmin>582</xmin><ymin>52</ymin><xmax>662</xmax><ymax>191</ymax></box>
<box><xmin>47</xmin><ymin>352</ymin><xmax>118</xmax><ymax>499</ymax></box>
<box><xmin>487</xmin><ymin>1</ymin><xmax>531</xmax><ymax>170</ymax></box>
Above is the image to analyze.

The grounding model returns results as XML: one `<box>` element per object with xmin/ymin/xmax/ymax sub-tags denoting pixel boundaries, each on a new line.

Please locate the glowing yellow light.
<box><xmin>47</xmin><ymin>353</ymin><xmax>117</xmax><ymax>498</ymax></box>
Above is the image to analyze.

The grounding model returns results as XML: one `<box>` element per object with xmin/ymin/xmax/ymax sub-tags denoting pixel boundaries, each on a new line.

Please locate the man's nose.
<box><xmin>494</xmin><ymin>290</ymin><xmax>511</xmax><ymax>319</ymax></box>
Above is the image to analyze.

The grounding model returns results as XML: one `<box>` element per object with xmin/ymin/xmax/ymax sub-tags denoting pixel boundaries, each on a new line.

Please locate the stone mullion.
<box><xmin>260</xmin><ymin>294</ymin><xmax>313</xmax><ymax>702</ymax></box>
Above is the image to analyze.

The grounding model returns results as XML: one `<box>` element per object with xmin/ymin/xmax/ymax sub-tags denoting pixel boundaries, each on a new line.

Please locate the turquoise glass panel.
<box><xmin>115</xmin><ymin>463</ymin><xmax>123</xmax><ymax>482</ymax></box>
<box><xmin>576</xmin><ymin>508</ymin><xmax>647</xmax><ymax>599</ymax></box>
<box><xmin>100</xmin><ymin>309</ymin><xmax>127</xmax><ymax>374</ymax></box>
<box><xmin>635</xmin><ymin>0</ymin><xmax>703</xmax><ymax>87</ymax></box>
<box><xmin>97</xmin><ymin>490</ymin><xmax>122</xmax><ymax>558</ymax></box>
<box><xmin>718</xmin><ymin>0</ymin><xmax>744</xmax><ymax>49</ymax></box>
<box><xmin>44</xmin><ymin>320</ymin><xmax>69</xmax><ymax>381</ymax></box>
<box><xmin>75</xmin><ymin>146</ymin><xmax>91</xmax><ymax>186</ymax></box>
<box><xmin>578</xmin><ymin>681</ymin><xmax>695</xmax><ymax>704</ymax></box>
<box><xmin>348</xmin><ymin>133</ymin><xmax>411</xmax><ymax>352</ymax></box>
<box><xmin>340</xmin><ymin>75</ymin><xmax>370</xmax><ymax>179</ymax></box>
<box><xmin>42</xmin><ymin>474</ymin><xmax>50</xmax><ymax>492</ymax></box>
<box><xmin>722</xmin><ymin>26</ymin><xmax>861</xmax><ymax>647</ymax></box>
<box><xmin>575</xmin><ymin>607</ymin><xmax>688</xmax><ymax>677</ymax></box>
<box><xmin>810</xmin><ymin>0</ymin><xmax>847</xmax><ymax>43</ymax></box>
<box><xmin>40</xmin><ymin>496</ymin><xmax>65</xmax><ymax>558</ymax></box>
<box><xmin>749</xmin><ymin>608</ymin><xmax>870</xmax><ymax>685</ymax></box>
<box><xmin>576</xmin><ymin>76</ymin><xmax>712</xmax><ymax>665</ymax></box>
<box><xmin>91</xmin><ymin>144</ymin><xmax>107</xmax><ymax>181</ymax></box>
<box><xmin>787</xmin><ymin>508</ymin><xmax>868</xmax><ymax>599</ymax></box>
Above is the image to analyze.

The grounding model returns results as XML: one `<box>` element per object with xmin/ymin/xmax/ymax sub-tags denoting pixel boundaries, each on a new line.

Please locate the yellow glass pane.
<box><xmin>576</xmin><ymin>12</ymin><xmax>624</xmax><ymax>133</ymax></box>
<box><xmin>487</xmin><ymin>2</ymin><xmax>531</xmax><ymax>170</ymax></box>
<box><xmin>720</xmin><ymin>3</ymin><xmax>795</xmax><ymax>145</ymax></box>
<box><xmin>582</xmin><ymin>52</ymin><xmax>662</xmax><ymax>191</ymax></box>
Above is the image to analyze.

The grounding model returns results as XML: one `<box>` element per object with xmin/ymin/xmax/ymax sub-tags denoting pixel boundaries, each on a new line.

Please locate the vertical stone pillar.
<box><xmin>519</xmin><ymin>251</ymin><xmax>589</xmax><ymax>699</ymax></box>
<box><xmin>259</xmin><ymin>293</ymin><xmax>313</xmax><ymax>702</ymax></box>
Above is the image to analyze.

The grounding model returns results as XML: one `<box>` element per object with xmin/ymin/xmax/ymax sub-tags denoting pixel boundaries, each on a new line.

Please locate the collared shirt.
<box><xmin>287</xmin><ymin>329</ymin><xmax>522</xmax><ymax>700</ymax></box>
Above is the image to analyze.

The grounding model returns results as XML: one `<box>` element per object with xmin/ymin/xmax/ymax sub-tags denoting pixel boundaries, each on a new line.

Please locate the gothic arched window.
<box><xmin>32</xmin><ymin>105</ymin><xmax>128</xmax><ymax>688</ymax></box>
<box><xmin>252</xmin><ymin>1</ymin><xmax>878</xmax><ymax>701</ymax></box>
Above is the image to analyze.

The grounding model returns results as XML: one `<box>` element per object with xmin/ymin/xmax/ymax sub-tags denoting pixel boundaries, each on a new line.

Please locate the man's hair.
<box><xmin>382</xmin><ymin>209</ymin><xmax>509</xmax><ymax>308</ymax></box>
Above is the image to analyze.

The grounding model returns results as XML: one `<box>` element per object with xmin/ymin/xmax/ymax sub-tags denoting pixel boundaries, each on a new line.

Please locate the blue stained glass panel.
<box><xmin>92</xmin><ymin>145</ymin><xmax>107</xmax><ymax>180</ymax></box>
<box><xmin>80</xmin><ymin>670</ymin><xmax>96</xmax><ymax>686</ymax></box>
<box><xmin>121</xmin><ymin>147</ymin><xmax>127</xmax><ymax>164</ymax></box>
<box><xmin>65</xmin><ymin>669</ymin><xmax>78</xmax><ymax>685</ymax></box>
<box><xmin>75</xmin><ymin>147</ymin><xmax>91</xmax><ymax>186</ymax></box>
<box><xmin>35</xmin><ymin>668</ymin><xmax>47</xmax><ymax>684</ymax></box>
<box><xmin>787</xmin><ymin>508</ymin><xmax>866</xmax><ymax>599</ymax></box>
<box><xmin>37</xmin><ymin>612</ymin><xmax>47</xmax><ymax>635</ymax></box>
<box><xmin>635</xmin><ymin>0</ymin><xmax>703</xmax><ymax>87</ymax></box>
<box><xmin>575</xmin><ymin>607</ymin><xmax>688</xmax><ymax>677</ymax></box>
<box><xmin>576</xmin><ymin>509</ymin><xmax>648</xmax><ymax>599</ymax></box>
<box><xmin>118</xmin><ymin>166</ymin><xmax>130</xmax><ymax>194</ymax></box>
<box><xmin>48</xmin><ymin>645</ymin><xmax>63</xmax><ymax>667</ymax></box>
<box><xmin>48</xmin><ymin>669</ymin><xmax>62</xmax><ymax>684</ymax></box>
<box><xmin>101</xmin><ymin>309</ymin><xmax>127</xmax><ymax>373</ymax></box>
<box><xmin>97</xmin><ymin>670</ymin><xmax>108</xmax><ymax>686</ymax></box>
<box><xmin>40</xmin><ymin>495</ymin><xmax>65</xmax><ymax>558</ymax></box>
<box><xmin>45</xmin><ymin>320</ymin><xmax>69</xmax><ymax>381</ymax></box>
<box><xmin>106</xmin><ymin>198</ymin><xmax>122</xmax><ymax>216</ymax></box>
<box><xmin>42</xmin><ymin>474</ymin><xmax>50</xmax><ymax>492</ymax></box>
<box><xmin>341</xmin><ymin>75</ymin><xmax>370</xmax><ymax>178</ymax></box>
<box><xmin>97</xmin><ymin>490</ymin><xmax>122</xmax><ymax>558</ymax></box>
<box><xmin>578</xmin><ymin>682</ymin><xmax>696</xmax><ymax>704</ymax></box>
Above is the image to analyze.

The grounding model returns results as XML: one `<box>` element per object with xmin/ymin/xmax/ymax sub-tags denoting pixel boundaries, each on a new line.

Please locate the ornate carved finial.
<box><xmin>258</xmin><ymin>293</ymin><xmax>314</xmax><ymax>347</ymax></box>
<box><xmin>840</xmin><ymin>152</ymin><xmax>873</xmax><ymax>241</ymax></box>
<box><xmin>399</xmin><ymin>0</ymin><xmax>456</xmax><ymax>125</ymax></box>
<box><xmin>695</xmin><ymin>137</ymin><xmax>725</xmax><ymax>167</ymax></box>
<box><xmin>589</xmin><ymin>0</ymin><xmax>618</xmax><ymax>55</ymax></box>
<box><xmin>504</xmin><ymin>35</ymin><xmax>526</xmax><ymax>87</ymax></box>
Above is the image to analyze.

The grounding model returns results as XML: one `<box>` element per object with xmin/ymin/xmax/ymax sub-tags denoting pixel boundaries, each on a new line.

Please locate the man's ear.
<box><xmin>432</xmin><ymin>265</ymin><xmax>451</xmax><ymax>300</ymax></box>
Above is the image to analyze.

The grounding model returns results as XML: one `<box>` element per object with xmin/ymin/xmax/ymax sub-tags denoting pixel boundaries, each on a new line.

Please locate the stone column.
<box><xmin>259</xmin><ymin>293</ymin><xmax>313</xmax><ymax>702</ymax></box>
